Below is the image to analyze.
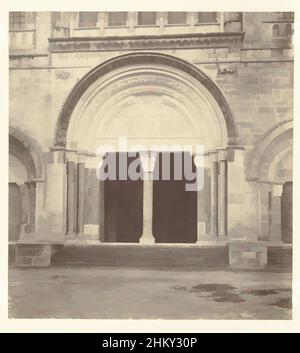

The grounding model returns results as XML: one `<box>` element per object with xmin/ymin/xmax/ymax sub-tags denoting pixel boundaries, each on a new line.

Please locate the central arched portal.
<box><xmin>57</xmin><ymin>53</ymin><xmax>235</xmax><ymax>243</ymax></box>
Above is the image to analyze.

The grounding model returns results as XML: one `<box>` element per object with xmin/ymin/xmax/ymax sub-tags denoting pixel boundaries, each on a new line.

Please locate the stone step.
<box><xmin>267</xmin><ymin>246</ymin><xmax>292</xmax><ymax>266</ymax></box>
<box><xmin>51</xmin><ymin>244</ymin><xmax>230</xmax><ymax>269</ymax></box>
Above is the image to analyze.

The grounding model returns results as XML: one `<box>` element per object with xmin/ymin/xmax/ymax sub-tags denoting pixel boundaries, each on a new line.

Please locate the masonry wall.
<box><xmin>9</xmin><ymin>47</ymin><xmax>294</xmax><ymax>159</ymax></box>
<box><xmin>9</xmin><ymin>12</ymin><xmax>294</xmax><ymax>243</ymax></box>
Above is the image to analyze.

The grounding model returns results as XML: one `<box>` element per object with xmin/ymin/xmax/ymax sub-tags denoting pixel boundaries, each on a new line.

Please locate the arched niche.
<box><xmin>9</xmin><ymin>126</ymin><xmax>45</xmax><ymax>181</ymax></box>
<box><xmin>9</xmin><ymin>127</ymin><xmax>46</xmax><ymax>240</ymax></box>
<box><xmin>247</xmin><ymin>120</ymin><xmax>293</xmax><ymax>243</ymax></box>
<box><xmin>247</xmin><ymin>120</ymin><xmax>293</xmax><ymax>183</ymax></box>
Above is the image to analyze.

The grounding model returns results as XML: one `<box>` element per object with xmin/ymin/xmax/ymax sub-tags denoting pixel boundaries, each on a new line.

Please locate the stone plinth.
<box><xmin>16</xmin><ymin>243</ymin><xmax>52</xmax><ymax>267</ymax></box>
<box><xmin>15</xmin><ymin>233</ymin><xmax>65</xmax><ymax>267</ymax></box>
<box><xmin>229</xmin><ymin>241</ymin><xmax>268</xmax><ymax>269</ymax></box>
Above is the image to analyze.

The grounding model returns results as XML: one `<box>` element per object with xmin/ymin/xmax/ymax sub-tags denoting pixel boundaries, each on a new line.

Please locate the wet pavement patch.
<box><xmin>189</xmin><ymin>283</ymin><xmax>236</xmax><ymax>292</ymax></box>
<box><xmin>170</xmin><ymin>285</ymin><xmax>187</xmax><ymax>291</ymax></box>
<box><xmin>173</xmin><ymin>283</ymin><xmax>246</xmax><ymax>304</ymax></box>
<box><xmin>212</xmin><ymin>292</ymin><xmax>245</xmax><ymax>303</ymax></box>
<box><xmin>276</xmin><ymin>288</ymin><xmax>292</xmax><ymax>293</ymax></box>
<box><xmin>242</xmin><ymin>289</ymin><xmax>279</xmax><ymax>296</ymax></box>
<box><xmin>270</xmin><ymin>297</ymin><xmax>292</xmax><ymax>309</ymax></box>
<box><xmin>51</xmin><ymin>275</ymin><xmax>70</xmax><ymax>279</ymax></box>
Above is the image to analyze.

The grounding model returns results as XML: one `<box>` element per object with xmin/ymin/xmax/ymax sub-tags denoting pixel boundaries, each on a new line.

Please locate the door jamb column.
<box><xmin>218</xmin><ymin>149</ymin><xmax>228</xmax><ymax>238</ymax></box>
<box><xmin>209</xmin><ymin>151</ymin><xmax>218</xmax><ymax>237</ymax></box>
<box><xmin>66</xmin><ymin>151</ymin><xmax>78</xmax><ymax>237</ymax></box>
<box><xmin>77</xmin><ymin>154</ymin><xmax>86</xmax><ymax>235</ymax></box>
<box><xmin>193</xmin><ymin>152</ymin><xmax>207</xmax><ymax>242</ymax></box>
<box><xmin>271</xmin><ymin>183</ymin><xmax>283</xmax><ymax>243</ymax></box>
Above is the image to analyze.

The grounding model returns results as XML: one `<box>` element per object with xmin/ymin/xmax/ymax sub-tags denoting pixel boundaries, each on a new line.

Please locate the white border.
<box><xmin>0</xmin><ymin>0</ymin><xmax>299</xmax><ymax>333</ymax></box>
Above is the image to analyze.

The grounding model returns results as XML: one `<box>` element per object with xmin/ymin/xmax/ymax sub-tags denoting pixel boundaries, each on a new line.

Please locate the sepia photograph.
<box><xmin>1</xmin><ymin>0</ymin><xmax>299</xmax><ymax>333</ymax></box>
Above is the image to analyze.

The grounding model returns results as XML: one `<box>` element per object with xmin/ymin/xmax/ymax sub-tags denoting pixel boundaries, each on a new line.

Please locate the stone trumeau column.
<box><xmin>139</xmin><ymin>151</ymin><xmax>157</xmax><ymax>245</ymax></box>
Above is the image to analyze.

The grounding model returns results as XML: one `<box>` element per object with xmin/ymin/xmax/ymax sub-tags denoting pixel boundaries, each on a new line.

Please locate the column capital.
<box><xmin>25</xmin><ymin>180</ymin><xmax>37</xmax><ymax>187</ymax></box>
<box><xmin>208</xmin><ymin>150</ymin><xmax>218</xmax><ymax>162</ymax></box>
<box><xmin>77</xmin><ymin>153</ymin><xmax>87</xmax><ymax>164</ymax></box>
<box><xmin>218</xmin><ymin>149</ymin><xmax>228</xmax><ymax>161</ymax></box>
<box><xmin>139</xmin><ymin>151</ymin><xmax>157</xmax><ymax>173</ymax></box>
<box><xmin>50</xmin><ymin>148</ymin><xmax>66</xmax><ymax>164</ymax></box>
<box><xmin>273</xmin><ymin>184</ymin><xmax>283</xmax><ymax>197</ymax></box>
<box><xmin>31</xmin><ymin>178</ymin><xmax>46</xmax><ymax>183</ymax></box>
<box><xmin>86</xmin><ymin>154</ymin><xmax>104</xmax><ymax>169</ymax></box>
<box><xmin>193</xmin><ymin>154</ymin><xmax>204</xmax><ymax>168</ymax></box>
<box><xmin>66</xmin><ymin>150</ymin><xmax>79</xmax><ymax>163</ymax></box>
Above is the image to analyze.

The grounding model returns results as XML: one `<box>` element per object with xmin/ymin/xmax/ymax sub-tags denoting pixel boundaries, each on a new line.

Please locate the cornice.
<box><xmin>49</xmin><ymin>32</ymin><xmax>245</xmax><ymax>53</ymax></box>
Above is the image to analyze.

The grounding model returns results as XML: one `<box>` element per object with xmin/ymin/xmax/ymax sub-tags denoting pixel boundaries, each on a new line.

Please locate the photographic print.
<box><xmin>8</xmin><ymin>9</ymin><xmax>293</xmax><ymax>321</ymax></box>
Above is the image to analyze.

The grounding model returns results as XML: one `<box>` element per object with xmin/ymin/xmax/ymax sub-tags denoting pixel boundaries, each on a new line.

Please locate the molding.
<box><xmin>9</xmin><ymin>52</ymin><xmax>49</xmax><ymax>59</ymax></box>
<box><xmin>49</xmin><ymin>32</ymin><xmax>244</xmax><ymax>53</ymax></box>
<box><xmin>262</xmin><ymin>20</ymin><xmax>294</xmax><ymax>24</ymax></box>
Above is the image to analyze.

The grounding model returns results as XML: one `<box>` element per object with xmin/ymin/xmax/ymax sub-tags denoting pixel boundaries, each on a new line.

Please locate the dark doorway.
<box><xmin>153</xmin><ymin>152</ymin><xmax>197</xmax><ymax>243</ymax></box>
<box><xmin>9</xmin><ymin>182</ymin><xmax>22</xmax><ymax>242</ymax></box>
<box><xmin>281</xmin><ymin>181</ymin><xmax>293</xmax><ymax>244</ymax></box>
<box><xmin>104</xmin><ymin>153</ymin><xmax>143</xmax><ymax>242</ymax></box>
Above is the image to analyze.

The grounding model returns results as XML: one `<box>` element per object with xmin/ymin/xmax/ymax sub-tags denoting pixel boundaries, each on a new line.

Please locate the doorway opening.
<box><xmin>104</xmin><ymin>153</ymin><xmax>143</xmax><ymax>242</ymax></box>
<box><xmin>153</xmin><ymin>152</ymin><xmax>197</xmax><ymax>243</ymax></box>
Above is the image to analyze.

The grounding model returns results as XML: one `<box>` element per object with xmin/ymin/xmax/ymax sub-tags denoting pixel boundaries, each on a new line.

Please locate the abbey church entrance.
<box><xmin>60</xmin><ymin>53</ymin><xmax>235</xmax><ymax>244</ymax></box>
<box><xmin>103</xmin><ymin>152</ymin><xmax>197</xmax><ymax>243</ymax></box>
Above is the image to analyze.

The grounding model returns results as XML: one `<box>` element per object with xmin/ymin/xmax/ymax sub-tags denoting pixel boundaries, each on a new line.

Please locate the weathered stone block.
<box><xmin>229</xmin><ymin>241</ymin><xmax>268</xmax><ymax>269</ymax></box>
<box><xmin>16</xmin><ymin>243</ymin><xmax>52</xmax><ymax>267</ymax></box>
<box><xmin>15</xmin><ymin>256</ymin><xmax>32</xmax><ymax>266</ymax></box>
<box><xmin>32</xmin><ymin>255</ymin><xmax>51</xmax><ymax>267</ymax></box>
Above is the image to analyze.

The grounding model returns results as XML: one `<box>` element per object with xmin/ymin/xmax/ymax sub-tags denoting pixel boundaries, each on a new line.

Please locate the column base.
<box><xmin>196</xmin><ymin>234</ymin><xmax>228</xmax><ymax>243</ymax></box>
<box><xmin>139</xmin><ymin>235</ymin><xmax>155</xmax><ymax>245</ymax></box>
<box><xmin>197</xmin><ymin>234</ymin><xmax>218</xmax><ymax>242</ymax></box>
<box><xmin>66</xmin><ymin>232</ymin><xmax>101</xmax><ymax>242</ymax></box>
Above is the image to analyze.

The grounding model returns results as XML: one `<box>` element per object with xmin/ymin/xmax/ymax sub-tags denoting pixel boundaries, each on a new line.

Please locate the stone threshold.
<box><xmin>64</xmin><ymin>240</ymin><xmax>229</xmax><ymax>247</ymax></box>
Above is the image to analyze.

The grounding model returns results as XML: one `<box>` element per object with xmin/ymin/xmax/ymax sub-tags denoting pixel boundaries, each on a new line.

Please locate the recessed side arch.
<box><xmin>54</xmin><ymin>52</ymin><xmax>236</xmax><ymax>147</ymax></box>
<box><xmin>9</xmin><ymin>126</ymin><xmax>46</xmax><ymax>180</ymax></box>
<box><xmin>246</xmin><ymin>120</ymin><xmax>293</xmax><ymax>182</ymax></box>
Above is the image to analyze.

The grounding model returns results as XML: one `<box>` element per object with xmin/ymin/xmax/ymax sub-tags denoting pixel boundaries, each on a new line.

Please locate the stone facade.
<box><xmin>9</xmin><ymin>12</ymin><xmax>293</xmax><ymax>267</ymax></box>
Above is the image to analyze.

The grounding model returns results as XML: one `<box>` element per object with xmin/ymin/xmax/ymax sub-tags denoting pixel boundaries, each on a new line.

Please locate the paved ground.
<box><xmin>8</xmin><ymin>266</ymin><xmax>292</xmax><ymax>319</ymax></box>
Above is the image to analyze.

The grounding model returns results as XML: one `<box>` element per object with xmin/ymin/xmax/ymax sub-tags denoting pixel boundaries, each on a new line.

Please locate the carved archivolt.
<box><xmin>55</xmin><ymin>53</ymin><xmax>236</xmax><ymax>151</ymax></box>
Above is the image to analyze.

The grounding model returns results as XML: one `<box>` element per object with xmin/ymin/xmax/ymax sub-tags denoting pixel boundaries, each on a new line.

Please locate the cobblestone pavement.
<box><xmin>8</xmin><ymin>266</ymin><xmax>292</xmax><ymax>319</ymax></box>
